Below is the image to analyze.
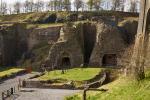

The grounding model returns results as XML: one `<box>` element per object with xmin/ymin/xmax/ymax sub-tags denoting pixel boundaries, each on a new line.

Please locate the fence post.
<box><xmin>83</xmin><ymin>89</ymin><xmax>87</xmax><ymax>100</ymax></box>
<box><xmin>83</xmin><ymin>86</ymin><xmax>89</xmax><ymax>100</ymax></box>
<box><xmin>11</xmin><ymin>88</ymin><xmax>13</xmax><ymax>95</ymax></box>
<box><xmin>2</xmin><ymin>92</ymin><xmax>4</xmax><ymax>100</ymax></box>
<box><xmin>7</xmin><ymin>90</ymin><xmax>10</xmax><ymax>97</ymax></box>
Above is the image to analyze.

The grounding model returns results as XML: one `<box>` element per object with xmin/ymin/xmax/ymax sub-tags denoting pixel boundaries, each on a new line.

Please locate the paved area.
<box><xmin>14</xmin><ymin>88</ymin><xmax>80</xmax><ymax>100</ymax></box>
<box><xmin>0</xmin><ymin>72</ymin><xmax>40</xmax><ymax>100</ymax></box>
<box><xmin>0</xmin><ymin>73</ymin><xmax>81</xmax><ymax>100</ymax></box>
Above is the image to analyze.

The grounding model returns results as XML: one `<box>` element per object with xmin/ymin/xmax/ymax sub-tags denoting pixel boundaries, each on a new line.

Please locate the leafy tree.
<box><xmin>87</xmin><ymin>0</ymin><xmax>94</xmax><ymax>11</ymax></box>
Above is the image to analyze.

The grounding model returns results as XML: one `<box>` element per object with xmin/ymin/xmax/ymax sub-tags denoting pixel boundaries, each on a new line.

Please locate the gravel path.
<box><xmin>0</xmin><ymin>73</ymin><xmax>81</xmax><ymax>100</ymax></box>
<box><xmin>15</xmin><ymin>88</ymin><xmax>81</xmax><ymax>100</ymax></box>
<box><xmin>0</xmin><ymin>72</ymin><xmax>40</xmax><ymax>100</ymax></box>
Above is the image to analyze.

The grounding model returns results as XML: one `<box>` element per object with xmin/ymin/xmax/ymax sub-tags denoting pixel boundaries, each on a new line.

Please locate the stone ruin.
<box><xmin>46</xmin><ymin>19</ymin><xmax>134</xmax><ymax>69</ymax></box>
<box><xmin>0</xmin><ymin>23</ymin><xmax>28</xmax><ymax>66</ymax></box>
<box><xmin>46</xmin><ymin>22</ymin><xmax>84</xmax><ymax>69</ymax></box>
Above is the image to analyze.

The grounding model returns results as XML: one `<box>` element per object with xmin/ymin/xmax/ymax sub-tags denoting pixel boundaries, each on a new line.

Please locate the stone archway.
<box><xmin>102</xmin><ymin>54</ymin><xmax>117</xmax><ymax>66</ymax></box>
<box><xmin>61</xmin><ymin>57</ymin><xmax>71</xmax><ymax>68</ymax></box>
<box><xmin>60</xmin><ymin>52</ymin><xmax>71</xmax><ymax>68</ymax></box>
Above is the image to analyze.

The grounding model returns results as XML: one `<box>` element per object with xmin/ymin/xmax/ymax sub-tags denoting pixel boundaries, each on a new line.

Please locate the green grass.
<box><xmin>66</xmin><ymin>70</ymin><xmax>150</xmax><ymax>100</ymax></box>
<box><xmin>0</xmin><ymin>67</ymin><xmax>24</xmax><ymax>78</ymax></box>
<box><xmin>39</xmin><ymin>68</ymin><xmax>101</xmax><ymax>81</ymax></box>
<box><xmin>37</xmin><ymin>23</ymin><xmax>63</xmax><ymax>28</ymax></box>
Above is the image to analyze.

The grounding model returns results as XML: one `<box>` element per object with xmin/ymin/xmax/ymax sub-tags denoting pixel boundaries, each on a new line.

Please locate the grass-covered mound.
<box><xmin>38</xmin><ymin>68</ymin><xmax>102</xmax><ymax>88</ymax></box>
<box><xmin>39</xmin><ymin>68</ymin><xmax>101</xmax><ymax>81</ymax></box>
<box><xmin>0</xmin><ymin>67</ymin><xmax>24</xmax><ymax>78</ymax></box>
<box><xmin>66</xmin><ymin>70</ymin><xmax>150</xmax><ymax>100</ymax></box>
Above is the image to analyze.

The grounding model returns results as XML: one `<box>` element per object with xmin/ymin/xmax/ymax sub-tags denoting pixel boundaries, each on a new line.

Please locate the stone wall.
<box><xmin>0</xmin><ymin>23</ymin><xmax>28</xmax><ymax>66</ymax></box>
<box><xmin>89</xmin><ymin>20</ymin><xmax>128</xmax><ymax>67</ymax></box>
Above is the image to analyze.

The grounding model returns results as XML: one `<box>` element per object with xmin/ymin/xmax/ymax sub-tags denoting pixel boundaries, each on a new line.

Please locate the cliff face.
<box><xmin>46</xmin><ymin>20</ymin><xmax>137</xmax><ymax>69</ymax></box>
<box><xmin>0</xmin><ymin>23</ymin><xmax>28</xmax><ymax>66</ymax></box>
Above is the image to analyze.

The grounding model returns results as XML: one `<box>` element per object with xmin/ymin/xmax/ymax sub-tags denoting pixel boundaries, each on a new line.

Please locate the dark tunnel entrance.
<box><xmin>61</xmin><ymin>57</ymin><xmax>71</xmax><ymax>68</ymax></box>
<box><xmin>102</xmin><ymin>54</ymin><xmax>117</xmax><ymax>66</ymax></box>
<box><xmin>83</xmin><ymin>24</ymin><xmax>96</xmax><ymax>65</ymax></box>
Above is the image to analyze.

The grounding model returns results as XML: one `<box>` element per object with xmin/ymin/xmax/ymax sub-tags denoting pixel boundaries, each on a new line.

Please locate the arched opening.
<box><xmin>102</xmin><ymin>54</ymin><xmax>117</xmax><ymax>66</ymax></box>
<box><xmin>61</xmin><ymin>57</ymin><xmax>71</xmax><ymax>68</ymax></box>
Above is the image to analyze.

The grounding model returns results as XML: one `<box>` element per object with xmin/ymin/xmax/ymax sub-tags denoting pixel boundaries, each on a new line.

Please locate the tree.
<box><xmin>74</xmin><ymin>0</ymin><xmax>83</xmax><ymax>12</ymax></box>
<box><xmin>13</xmin><ymin>1</ymin><xmax>21</xmax><ymax>14</ymax></box>
<box><xmin>0</xmin><ymin>2</ymin><xmax>7</xmax><ymax>15</ymax></box>
<box><xmin>93</xmin><ymin>0</ymin><xmax>102</xmax><ymax>11</ymax></box>
<box><xmin>47</xmin><ymin>0</ymin><xmax>54</xmax><ymax>11</ymax></box>
<box><xmin>111</xmin><ymin>0</ymin><xmax>121</xmax><ymax>11</ymax></box>
<box><xmin>24</xmin><ymin>0</ymin><xmax>30</xmax><ymax>13</ymax></box>
<box><xmin>34</xmin><ymin>0</ymin><xmax>45</xmax><ymax>12</ymax></box>
<box><xmin>130</xmin><ymin>0</ymin><xmax>138</xmax><ymax>12</ymax></box>
<box><xmin>62</xmin><ymin>0</ymin><xmax>71</xmax><ymax>11</ymax></box>
<box><xmin>87</xmin><ymin>0</ymin><xmax>94</xmax><ymax>11</ymax></box>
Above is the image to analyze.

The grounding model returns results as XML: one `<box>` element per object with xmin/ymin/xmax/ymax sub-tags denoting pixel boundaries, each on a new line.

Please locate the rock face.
<box><xmin>46</xmin><ymin>20</ymin><xmax>133</xmax><ymax>69</ymax></box>
<box><xmin>46</xmin><ymin>23</ymin><xmax>84</xmax><ymax>69</ymax></box>
<box><xmin>0</xmin><ymin>23</ymin><xmax>28</xmax><ymax>66</ymax></box>
<box><xmin>28</xmin><ymin>26</ymin><xmax>61</xmax><ymax>50</ymax></box>
<box><xmin>90</xmin><ymin>20</ymin><xmax>127</xmax><ymax>67</ymax></box>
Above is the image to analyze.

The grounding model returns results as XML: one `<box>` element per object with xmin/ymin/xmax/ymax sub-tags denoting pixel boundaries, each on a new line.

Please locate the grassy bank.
<box><xmin>0</xmin><ymin>67</ymin><xmax>24</xmax><ymax>78</ymax></box>
<box><xmin>39</xmin><ymin>68</ymin><xmax>101</xmax><ymax>81</ymax></box>
<box><xmin>66</xmin><ymin>70</ymin><xmax>150</xmax><ymax>100</ymax></box>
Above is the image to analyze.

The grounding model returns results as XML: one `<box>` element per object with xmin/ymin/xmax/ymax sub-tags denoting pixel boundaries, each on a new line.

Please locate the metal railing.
<box><xmin>83</xmin><ymin>72</ymin><xmax>107</xmax><ymax>100</ymax></box>
<box><xmin>1</xmin><ymin>80</ymin><xmax>22</xmax><ymax>100</ymax></box>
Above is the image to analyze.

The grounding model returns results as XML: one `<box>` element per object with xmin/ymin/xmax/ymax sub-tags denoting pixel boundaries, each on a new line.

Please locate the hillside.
<box><xmin>0</xmin><ymin>11</ymin><xmax>139</xmax><ymax>24</ymax></box>
<box><xmin>66</xmin><ymin>69</ymin><xmax>150</xmax><ymax>100</ymax></box>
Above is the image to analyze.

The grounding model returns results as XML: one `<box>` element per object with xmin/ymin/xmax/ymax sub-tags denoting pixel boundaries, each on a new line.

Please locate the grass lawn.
<box><xmin>0</xmin><ymin>67</ymin><xmax>24</xmax><ymax>78</ymax></box>
<box><xmin>66</xmin><ymin>70</ymin><xmax>150</xmax><ymax>100</ymax></box>
<box><xmin>39</xmin><ymin>68</ymin><xmax>101</xmax><ymax>81</ymax></box>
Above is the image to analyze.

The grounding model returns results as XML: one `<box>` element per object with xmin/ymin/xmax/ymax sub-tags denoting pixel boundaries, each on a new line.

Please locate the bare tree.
<box><xmin>74</xmin><ymin>0</ymin><xmax>83</xmax><ymax>12</ymax></box>
<box><xmin>47</xmin><ymin>0</ymin><xmax>54</xmax><ymax>11</ymax></box>
<box><xmin>13</xmin><ymin>1</ymin><xmax>21</xmax><ymax>14</ymax></box>
<box><xmin>34</xmin><ymin>0</ymin><xmax>45</xmax><ymax>12</ymax></box>
<box><xmin>130</xmin><ymin>0</ymin><xmax>138</xmax><ymax>12</ymax></box>
<box><xmin>23</xmin><ymin>0</ymin><xmax>35</xmax><ymax>13</ymax></box>
<box><xmin>93</xmin><ymin>0</ymin><xmax>102</xmax><ymax>11</ymax></box>
<box><xmin>62</xmin><ymin>0</ymin><xmax>71</xmax><ymax>11</ymax></box>
<box><xmin>0</xmin><ymin>2</ymin><xmax>7</xmax><ymax>15</ymax></box>
<box><xmin>111</xmin><ymin>0</ymin><xmax>121</xmax><ymax>11</ymax></box>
